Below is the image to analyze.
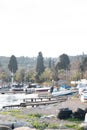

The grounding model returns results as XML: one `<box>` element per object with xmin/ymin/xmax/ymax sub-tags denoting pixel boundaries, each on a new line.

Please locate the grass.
<box><xmin>65</xmin><ymin>124</ymin><xmax>83</xmax><ymax>130</ymax></box>
<box><xmin>65</xmin><ymin>117</ymin><xmax>84</xmax><ymax>130</ymax></box>
<box><xmin>0</xmin><ymin>109</ymin><xmax>26</xmax><ymax>119</ymax></box>
<box><xmin>47</xmin><ymin>123</ymin><xmax>59</xmax><ymax>129</ymax></box>
<box><xmin>27</xmin><ymin>113</ymin><xmax>42</xmax><ymax>118</ymax></box>
<box><xmin>0</xmin><ymin>109</ymin><xmax>21</xmax><ymax>115</ymax></box>
<box><xmin>67</xmin><ymin>117</ymin><xmax>82</xmax><ymax>123</ymax></box>
<box><xmin>31</xmin><ymin>121</ymin><xmax>49</xmax><ymax>130</ymax></box>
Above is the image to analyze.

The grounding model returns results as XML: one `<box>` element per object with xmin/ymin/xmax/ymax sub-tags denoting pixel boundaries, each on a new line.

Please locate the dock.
<box><xmin>2</xmin><ymin>90</ymin><xmax>69</xmax><ymax>109</ymax></box>
<box><xmin>0</xmin><ymin>91</ymin><xmax>25</xmax><ymax>94</ymax></box>
<box><xmin>2</xmin><ymin>95</ymin><xmax>69</xmax><ymax>109</ymax></box>
<box><xmin>3</xmin><ymin>96</ymin><xmax>58</xmax><ymax>108</ymax></box>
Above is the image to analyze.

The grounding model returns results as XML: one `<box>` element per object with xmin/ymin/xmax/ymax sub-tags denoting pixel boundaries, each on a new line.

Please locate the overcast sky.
<box><xmin>0</xmin><ymin>0</ymin><xmax>87</xmax><ymax>57</ymax></box>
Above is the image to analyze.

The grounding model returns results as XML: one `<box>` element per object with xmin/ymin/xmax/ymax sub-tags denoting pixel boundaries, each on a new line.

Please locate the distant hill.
<box><xmin>0</xmin><ymin>55</ymin><xmax>86</xmax><ymax>70</ymax></box>
<box><xmin>0</xmin><ymin>56</ymin><xmax>37</xmax><ymax>70</ymax></box>
<box><xmin>0</xmin><ymin>56</ymin><xmax>56</xmax><ymax>70</ymax></box>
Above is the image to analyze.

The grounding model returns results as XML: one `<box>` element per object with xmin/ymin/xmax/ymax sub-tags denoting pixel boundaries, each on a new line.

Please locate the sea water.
<box><xmin>0</xmin><ymin>93</ymin><xmax>38</xmax><ymax>109</ymax></box>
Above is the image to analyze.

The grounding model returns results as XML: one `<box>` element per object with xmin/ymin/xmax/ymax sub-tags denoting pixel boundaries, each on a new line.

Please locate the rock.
<box><xmin>57</xmin><ymin>108</ymin><xmax>72</xmax><ymax>119</ymax></box>
<box><xmin>0</xmin><ymin>125</ymin><xmax>12</xmax><ymax>130</ymax></box>
<box><xmin>14</xmin><ymin>127</ymin><xmax>36</xmax><ymax>130</ymax></box>
<box><xmin>73</xmin><ymin>108</ymin><xmax>86</xmax><ymax>120</ymax></box>
<box><xmin>0</xmin><ymin>123</ymin><xmax>12</xmax><ymax>129</ymax></box>
<box><xmin>0</xmin><ymin>121</ymin><xmax>33</xmax><ymax>129</ymax></box>
<box><xmin>80</xmin><ymin>122</ymin><xmax>87</xmax><ymax>130</ymax></box>
<box><xmin>84</xmin><ymin>113</ymin><xmax>87</xmax><ymax>122</ymax></box>
<box><xmin>12</xmin><ymin>121</ymin><xmax>32</xmax><ymax>128</ymax></box>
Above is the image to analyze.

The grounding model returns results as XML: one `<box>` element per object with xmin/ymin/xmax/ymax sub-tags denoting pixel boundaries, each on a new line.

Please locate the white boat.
<box><xmin>35</xmin><ymin>87</ymin><xmax>50</xmax><ymax>93</ymax></box>
<box><xmin>77</xmin><ymin>83</ymin><xmax>87</xmax><ymax>95</ymax></box>
<box><xmin>80</xmin><ymin>91</ymin><xmax>87</xmax><ymax>102</ymax></box>
<box><xmin>10</xmin><ymin>84</ymin><xmax>24</xmax><ymax>92</ymax></box>
<box><xmin>24</xmin><ymin>83</ymin><xmax>50</xmax><ymax>94</ymax></box>
<box><xmin>51</xmin><ymin>89</ymin><xmax>75</xmax><ymax>97</ymax></box>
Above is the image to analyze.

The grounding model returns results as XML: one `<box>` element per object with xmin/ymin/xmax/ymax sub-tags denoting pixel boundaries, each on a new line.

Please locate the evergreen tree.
<box><xmin>57</xmin><ymin>54</ymin><xmax>70</xmax><ymax>70</ymax></box>
<box><xmin>54</xmin><ymin>54</ymin><xmax>70</xmax><ymax>81</ymax></box>
<box><xmin>80</xmin><ymin>57</ymin><xmax>87</xmax><ymax>72</ymax></box>
<box><xmin>8</xmin><ymin>55</ymin><xmax>18</xmax><ymax>73</ymax></box>
<box><xmin>36</xmin><ymin>52</ymin><xmax>45</xmax><ymax>76</ymax></box>
<box><xmin>48</xmin><ymin>58</ymin><xmax>52</xmax><ymax>69</ymax></box>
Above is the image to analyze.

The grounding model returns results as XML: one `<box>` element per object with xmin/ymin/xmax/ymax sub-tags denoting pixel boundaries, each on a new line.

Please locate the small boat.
<box><xmin>35</xmin><ymin>87</ymin><xmax>50</xmax><ymax>93</ymax></box>
<box><xmin>24</xmin><ymin>83</ymin><xmax>42</xmax><ymax>94</ymax></box>
<box><xmin>51</xmin><ymin>89</ymin><xmax>75</xmax><ymax>97</ymax></box>
<box><xmin>10</xmin><ymin>83</ymin><xmax>24</xmax><ymax>92</ymax></box>
<box><xmin>80</xmin><ymin>90</ymin><xmax>87</xmax><ymax>102</ymax></box>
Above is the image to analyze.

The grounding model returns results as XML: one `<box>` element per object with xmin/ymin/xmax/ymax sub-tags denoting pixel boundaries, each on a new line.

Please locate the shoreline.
<box><xmin>0</xmin><ymin>95</ymin><xmax>86</xmax><ymax>129</ymax></box>
<box><xmin>1</xmin><ymin>95</ymin><xmax>87</xmax><ymax>118</ymax></box>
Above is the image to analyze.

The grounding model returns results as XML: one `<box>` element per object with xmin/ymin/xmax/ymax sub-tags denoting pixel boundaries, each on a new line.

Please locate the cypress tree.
<box><xmin>36</xmin><ymin>52</ymin><xmax>45</xmax><ymax>76</ymax></box>
<box><xmin>8</xmin><ymin>55</ymin><xmax>18</xmax><ymax>73</ymax></box>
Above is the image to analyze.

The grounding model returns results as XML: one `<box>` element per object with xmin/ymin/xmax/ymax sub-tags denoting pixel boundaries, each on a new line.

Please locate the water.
<box><xmin>0</xmin><ymin>93</ymin><xmax>38</xmax><ymax>109</ymax></box>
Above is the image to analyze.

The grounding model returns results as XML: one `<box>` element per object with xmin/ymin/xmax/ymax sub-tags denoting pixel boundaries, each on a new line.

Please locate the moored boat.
<box><xmin>35</xmin><ymin>87</ymin><xmax>50</xmax><ymax>93</ymax></box>
<box><xmin>51</xmin><ymin>89</ymin><xmax>75</xmax><ymax>97</ymax></box>
<box><xmin>10</xmin><ymin>83</ymin><xmax>24</xmax><ymax>92</ymax></box>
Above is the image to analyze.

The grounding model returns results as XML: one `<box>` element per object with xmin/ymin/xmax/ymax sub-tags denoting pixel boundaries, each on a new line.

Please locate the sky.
<box><xmin>0</xmin><ymin>0</ymin><xmax>87</xmax><ymax>58</ymax></box>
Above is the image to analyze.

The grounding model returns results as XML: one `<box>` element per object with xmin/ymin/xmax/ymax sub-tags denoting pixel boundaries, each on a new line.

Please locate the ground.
<box><xmin>0</xmin><ymin>94</ymin><xmax>87</xmax><ymax>129</ymax></box>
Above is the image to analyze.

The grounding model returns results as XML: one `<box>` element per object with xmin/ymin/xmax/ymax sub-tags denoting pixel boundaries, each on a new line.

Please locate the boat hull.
<box><xmin>52</xmin><ymin>90</ymin><xmax>75</xmax><ymax>96</ymax></box>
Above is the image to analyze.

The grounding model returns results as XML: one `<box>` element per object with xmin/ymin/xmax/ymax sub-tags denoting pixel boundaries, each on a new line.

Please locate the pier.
<box><xmin>3</xmin><ymin>96</ymin><xmax>58</xmax><ymax>108</ymax></box>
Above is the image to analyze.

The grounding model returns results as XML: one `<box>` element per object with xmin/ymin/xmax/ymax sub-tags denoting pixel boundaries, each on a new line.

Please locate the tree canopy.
<box><xmin>57</xmin><ymin>54</ymin><xmax>70</xmax><ymax>70</ymax></box>
<box><xmin>8</xmin><ymin>55</ymin><xmax>18</xmax><ymax>73</ymax></box>
<box><xmin>80</xmin><ymin>57</ymin><xmax>87</xmax><ymax>72</ymax></box>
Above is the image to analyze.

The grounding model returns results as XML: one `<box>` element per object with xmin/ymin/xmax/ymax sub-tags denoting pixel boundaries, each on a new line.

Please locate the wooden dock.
<box><xmin>0</xmin><ymin>90</ymin><xmax>25</xmax><ymax>94</ymax></box>
<box><xmin>3</xmin><ymin>96</ymin><xmax>58</xmax><ymax>108</ymax></box>
<box><xmin>2</xmin><ymin>91</ymin><xmax>69</xmax><ymax>109</ymax></box>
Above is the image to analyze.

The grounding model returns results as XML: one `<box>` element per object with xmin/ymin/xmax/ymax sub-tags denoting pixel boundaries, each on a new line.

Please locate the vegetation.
<box><xmin>36</xmin><ymin>52</ymin><xmax>45</xmax><ymax>76</ymax></box>
<box><xmin>56</xmin><ymin>53</ymin><xmax>70</xmax><ymax>70</ymax></box>
<box><xmin>35</xmin><ymin>52</ymin><xmax>45</xmax><ymax>82</ymax></box>
<box><xmin>8</xmin><ymin>55</ymin><xmax>18</xmax><ymax>74</ymax></box>
<box><xmin>53</xmin><ymin>53</ymin><xmax>70</xmax><ymax>81</ymax></box>
<box><xmin>0</xmin><ymin>110</ymin><xmax>83</xmax><ymax>130</ymax></box>
<box><xmin>79</xmin><ymin>57</ymin><xmax>87</xmax><ymax>78</ymax></box>
<box><xmin>0</xmin><ymin>53</ymin><xmax>87</xmax><ymax>83</ymax></box>
<box><xmin>65</xmin><ymin>124</ymin><xmax>83</xmax><ymax>130</ymax></box>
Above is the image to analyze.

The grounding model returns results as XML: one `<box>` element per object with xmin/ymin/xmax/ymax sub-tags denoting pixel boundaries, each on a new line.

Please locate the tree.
<box><xmin>36</xmin><ymin>52</ymin><xmax>45</xmax><ymax>76</ymax></box>
<box><xmin>15</xmin><ymin>69</ymin><xmax>25</xmax><ymax>83</ymax></box>
<box><xmin>8</xmin><ymin>55</ymin><xmax>18</xmax><ymax>73</ymax></box>
<box><xmin>54</xmin><ymin>54</ymin><xmax>70</xmax><ymax>81</ymax></box>
<box><xmin>0</xmin><ymin>71</ymin><xmax>10</xmax><ymax>82</ymax></box>
<box><xmin>52</xmin><ymin>64</ymin><xmax>59</xmax><ymax>81</ymax></box>
<box><xmin>40</xmin><ymin>68</ymin><xmax>53</xmax><ymax>82</ymax></box>
<box><xmin>48</xmin><ymin>58</ymin><xmax>52</xmax><ymax>69</ymax></box>
<box><xmin>80</xmin><ymin>57</ymin><xmax>87</xmax><ymax>72</ymax></box>
<box><xmin>24</xmin><ymin>69</ymin><xmax>36</xmax><ymax>83</ymax></box>
<box><xmin>57</xmin><ymin>54</ymin><xmax>70</xmax><ymax>70</ymax></box>
<box><xmin>79</xmin><ymin>57</ymin><xmax>87</xmax><ymax>78</ymax></box>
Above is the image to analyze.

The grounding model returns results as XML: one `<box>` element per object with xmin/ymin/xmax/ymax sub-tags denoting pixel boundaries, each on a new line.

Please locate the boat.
<box><xmin>24</xmin><ymin>83</ymin><xmax>41</xmax><ymax>94</ymax></box>
<box><xmin>59</xmin><ymin>84</ymin><xmax>71</xmax><ymax>90</ymax></box>
<box><xmin>35</xmin><ymin>87</ymin><xmax>50</xmax><ymax>93</ymax></box>
<box><xmin>10</xmin><ymin>83</ymin><xmax>24</xmax><ymax>92</ymax></box>
<box><xmin>24</xmin><ymin>83</ymin><xmax>50</xmax><ymax>93</ymax></box>
<box><xmin>80</xmin><ymin>91</ymin><xmax>87</xmax><ymax>102</ymax></box>
<box><xmin>51</xmin><ymin>89</ymin><xmax>75</xmax><ymax>97</ymax></box>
